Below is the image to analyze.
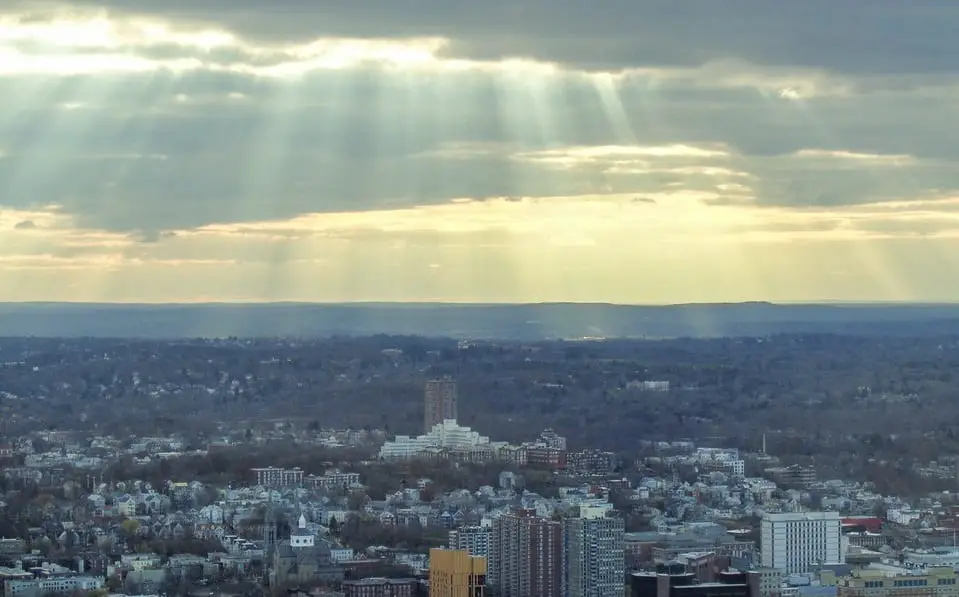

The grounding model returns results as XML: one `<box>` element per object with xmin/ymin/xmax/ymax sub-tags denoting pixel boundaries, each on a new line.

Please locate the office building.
<box><xmin>429</xmin><ymin>548</ymin><xmax>486</xmax><ymax>597</ymax></box>
<box><xmin>490</xmin><ymin>510</ymin><xmax>562</xmax><ymax>597</ymax></box>
<box><xmin>424</xmin><ymin>378</ymin><xmax>458</xmax><ymax>433</ymax></box>
<box><xmin>563</xmin><ymin>511</ymin><xmax>625</xmax><ymax>597</ymax></box>
<box><xmin>760</xmin><ymin>512</ymin><xmax>843</xmax><ymax>574</ymax></box>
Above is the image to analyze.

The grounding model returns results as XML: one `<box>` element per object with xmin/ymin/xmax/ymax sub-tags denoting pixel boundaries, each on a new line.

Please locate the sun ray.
<box><xmin>774</xmin><ymin>94</ymin><xmax>919</xmax><ymax>299</ymax></box>
<box><xmin>237</xmin><ymin>78</ymin><xmax>307</xmax><ymax>298</ymax></box>
<box><xmin>591</xmin><ymin>72</ymin><xmax>638</xmax><ymax>146</ymax></box>
<box><xmin>85</xmin><ymin>70</ymin><xmax>190</xmax><ymax>234</ymax></box>
<box><xmin>0</xmin><ymin>71</ymin><xmax>126</xmax><ymax>263</ymax></box>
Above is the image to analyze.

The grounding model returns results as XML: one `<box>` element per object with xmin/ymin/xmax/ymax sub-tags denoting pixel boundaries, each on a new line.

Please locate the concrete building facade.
<box><xmin>563</xmin><ymin>512</ymin><xmax>625</xmax><ymax>597</ymax></box>
<box><xmin>760</xmin><ymin>512</ymin><xmax>843</xmax><ymax>574</ymax></box>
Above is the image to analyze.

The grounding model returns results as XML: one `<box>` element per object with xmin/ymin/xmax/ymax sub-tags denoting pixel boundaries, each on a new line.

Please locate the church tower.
<box><xmin>263</xmin><ymin>499</ymin><xmax>278</xmax><ymax>556</ymax></box>
<box><xmin>290</xmin><ymin>513</ymin><xmax>314</xmax><ymax>549</ymax></box>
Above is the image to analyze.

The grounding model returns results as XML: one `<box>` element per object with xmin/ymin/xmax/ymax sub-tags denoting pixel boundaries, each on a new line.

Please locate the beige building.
<box><xmin>429</xmin><ymin>548</ymin><xmax>486</xmax><ymax>597</ymax></box>
<box><xmin>837</xmin><ymin>567</ymin><xmax>959</xmax><ymax>597</ymax></box>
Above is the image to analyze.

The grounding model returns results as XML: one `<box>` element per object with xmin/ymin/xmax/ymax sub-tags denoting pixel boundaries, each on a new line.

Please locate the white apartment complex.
<box><xmin>251</xmin><ymin>466</ymin><xmax>304</xmax><ymax>487</ymax></box>
<box><xmin>308</xmin><ymin>469</ymin><xmax>361</xmax><ymax>490</ymax></box>
<box><xmin>694</xmin><ymin>448</ymin><xmax>745</xmax><ymax>477</ymax></box>
<box><xmin>379</xmin><ymin>420</ymin><xmax>490</xmax><ymax>459</ymax></box>
<box><xmin>761</xmin><ymin>511</ymin><xmax>843</xmax><ymax>574</ymax></box>
<box><xmin>5</xmin><ymin>575</ymin><xmax>103</xmax><ymax>597</ymax></box>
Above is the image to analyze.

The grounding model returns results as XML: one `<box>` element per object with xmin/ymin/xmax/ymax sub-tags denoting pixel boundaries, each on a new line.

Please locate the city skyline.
<box><xmin>3</xmin><ymin>2</ymin><xmax>959</xmax><ymax>302</ymax></box>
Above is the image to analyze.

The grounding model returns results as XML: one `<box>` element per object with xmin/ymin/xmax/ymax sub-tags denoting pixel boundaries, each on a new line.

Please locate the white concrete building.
<box><xmin>887</xmin><ymin>507</ymin><xmax>922</xmax><ymax>525</ymax></box>
<box><xmin>314</xmin><ymin>469</ymin><xmax>361</xmax><ymax>489</ymax></box>
<box><xmin>251</xmin><ymin>466</ymin><xmax>304</xmax><ymax>488</ymax></box>
<box><xmin>120</xmin><ymin>553</ymin><xmax>162</xmax><ymax>571</ymax></box>
<box><xmin>290</xmin><ymin>514</ymin><xmax>314</xmax><ymax>549</ymax></box>
<box><xmin>761</xmin><ymin>511</ymin><xmax>843</xmax><ymax>574</ymax></box>
<box><xmin>694</xmin><ymin>448</ymin><xmax>745</xmax><ymax>477</ymax></box>
<box><xmin>726</xmin><ymin>459</ymin><xmax>746</xmax><ymax>476</ymax></box>
<box><xmin>379</xmin><ymin>420</ymin><xmax>490</xmax><ymax>459</ymax></box>
<box><xmin>378</xmin><ymin>434</ymin><xmax>436</xmax><ymax>459</ymax></box>
<box><xmin>5</xmin><ymin>575</ymin><xmax>103</xmax><ymax>597</ymax></box>
<box><xmin>330</xmin><ymin>547</ymin><xmax>355</xmax><ymax>563</ymax></box>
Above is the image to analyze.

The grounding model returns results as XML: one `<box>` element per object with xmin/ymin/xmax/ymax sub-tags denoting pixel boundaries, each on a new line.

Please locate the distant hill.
<box><xmin>2</xmin><ymin>301</ymin><xmax>959</xmax><ymax>339</ymax></box>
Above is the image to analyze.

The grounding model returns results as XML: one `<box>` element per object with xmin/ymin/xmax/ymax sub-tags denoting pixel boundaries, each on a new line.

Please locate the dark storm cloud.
<box><xmin>9</xmin><ymin>0</ymin><xmax>959</xmax><ymax>76</ymax></box>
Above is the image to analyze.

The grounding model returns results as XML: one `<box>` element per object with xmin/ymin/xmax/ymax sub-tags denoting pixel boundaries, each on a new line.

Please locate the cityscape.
<box><xmin>4</xmin><ymin>345</ymin><xmax>959</xmax><ymax>597</ymax></box>
<box><xmin>3</xmin><ymin>0</ymin><xmax>959</xmax><ymax>596</ymax></box>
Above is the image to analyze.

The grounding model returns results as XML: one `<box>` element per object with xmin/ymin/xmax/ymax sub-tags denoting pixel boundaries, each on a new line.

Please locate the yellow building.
<box><xmin>429</xmin><ymin>548</ymin><xmax>486</xmax><ymax>597</ymax></box>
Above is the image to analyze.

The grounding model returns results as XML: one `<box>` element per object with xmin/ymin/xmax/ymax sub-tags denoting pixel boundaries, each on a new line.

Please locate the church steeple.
<box><xmin>290</xmin><ymin>511</ymin><xmax>314</xmax><ymax>548</ymax></box>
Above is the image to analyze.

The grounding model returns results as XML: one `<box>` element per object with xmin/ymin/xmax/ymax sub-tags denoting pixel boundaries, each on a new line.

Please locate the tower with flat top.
<box><xmin>424</xmin><ymin>377</ymin><xmax>458</xmax><ymax>433</ymax></box>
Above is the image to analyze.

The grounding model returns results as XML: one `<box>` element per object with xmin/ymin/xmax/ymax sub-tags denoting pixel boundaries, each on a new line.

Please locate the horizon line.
<box><xmin>2</xmin><ymin>300</ymin><xmax>958</xmax><ymax>308</ymax></box>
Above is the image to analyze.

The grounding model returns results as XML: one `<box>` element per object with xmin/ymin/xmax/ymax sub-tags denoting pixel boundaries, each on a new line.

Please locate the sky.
<box><xmin>2</xmin><ymin>1</ymin><xmax>959</xmax><ymax>303</ymax></box>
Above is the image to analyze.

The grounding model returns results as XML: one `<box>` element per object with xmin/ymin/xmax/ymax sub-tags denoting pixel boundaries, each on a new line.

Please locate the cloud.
<box><xmin>9</xmin><ymin>0</ymin><xmax>959</xmax><ymax>77</ymax></box>
<box><xmin>2</xmin><ymin>58</ymin><xmax>956</xmax><ymax>233</ymax></box>
<box><xmin>3</xmin><ymin>197</ymin><xmax>959</xmax><ymax>302</ymax></box>
<box><xmin>2</xmin><ymin>1</ymin><xmax>959</xmax><ymax>302</ymax></box>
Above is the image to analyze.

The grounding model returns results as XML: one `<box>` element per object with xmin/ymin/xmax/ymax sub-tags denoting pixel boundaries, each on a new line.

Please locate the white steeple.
<box><xmin>290</xmin><ymin>512</ymin><xmax>314</xmax><ymax>548</ymax></box>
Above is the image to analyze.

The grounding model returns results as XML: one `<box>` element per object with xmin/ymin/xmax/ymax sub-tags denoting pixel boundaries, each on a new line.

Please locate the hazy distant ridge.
<box><xmin>1</xmin><ymin>302</ymin><xmax>959</xmax><ymax>339</ymax></box>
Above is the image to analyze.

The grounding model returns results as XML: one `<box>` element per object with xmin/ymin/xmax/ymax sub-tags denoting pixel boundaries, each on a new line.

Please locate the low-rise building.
<box><xmin>4</xmin><ymin>575</ymin><xmax>103</xmax><ymax>597</ymax></box>
<box><xmin>836</xmin><ymin>567</ymin><xmax>958</xmax><ymax>597</ymax></box>
<box><xmin>342</xmin><ymin>577</ymin><xmax>419</xmax><ymax>597</ymax></box>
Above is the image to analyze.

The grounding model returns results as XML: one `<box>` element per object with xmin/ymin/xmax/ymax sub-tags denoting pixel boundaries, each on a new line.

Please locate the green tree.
<box><xmin>328</xmin><ymin>516</ymin><xmax>340</xmax><ymax>536</ymax></box>
<box><xmin>121</xmin><ymin>518</ymin><xmax>140</xmax><ymax>535</ymax></box>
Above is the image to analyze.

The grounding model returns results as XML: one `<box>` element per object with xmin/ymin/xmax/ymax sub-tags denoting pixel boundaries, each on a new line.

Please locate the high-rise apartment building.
<box><xmin>760</xmin><ymin>512</ymin><xmax>843</xmax><ymax>574</ymax></box>
<box><xmin>490</xmin><ymin>510</ymin><xmax>563</xmax><ymax>597</ymax></box>
<box><xmin>424</xmin><ymin>378</ymin><xmax>458</xmax><ymax>433</ymax></box>
<box><xmin>563</xmin><ymin>512</ymin><xmax>625</xmax><ymax>597</ymax></box>
<box><xmin>449</xmin><ymin>526</ymin><xmax>492</xmax><ymax>560</ymax></box>
<box><xmin>429</xmin><ymin>548</ymin><xmax>486</xmax><ymax>597</ymax></box>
